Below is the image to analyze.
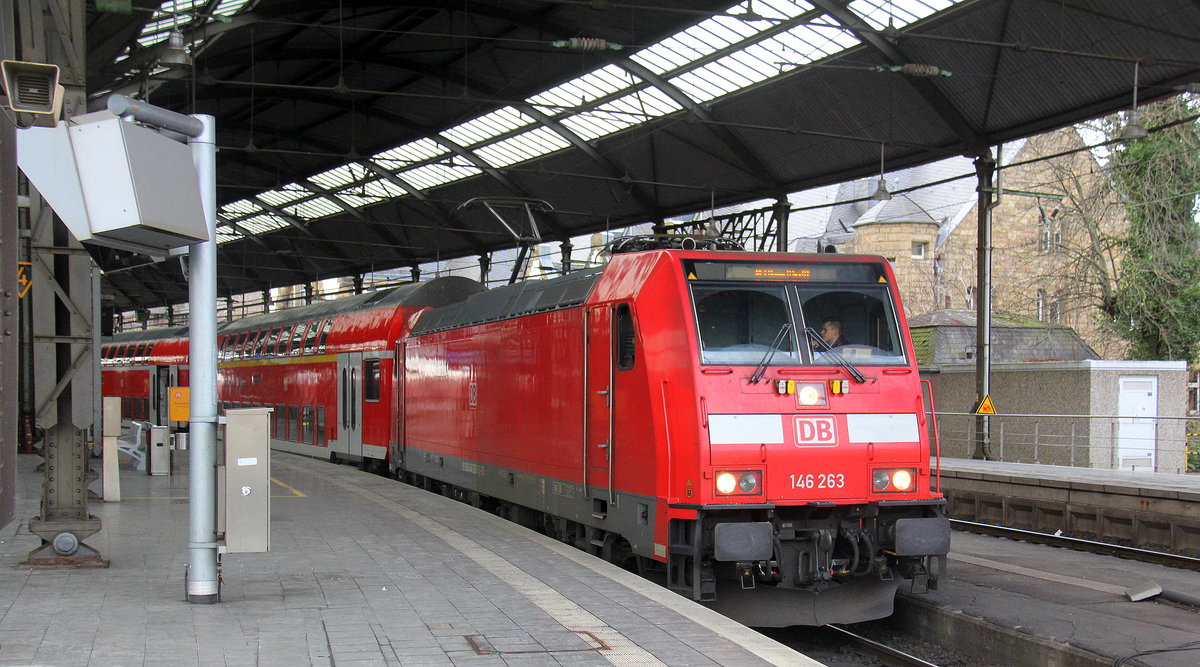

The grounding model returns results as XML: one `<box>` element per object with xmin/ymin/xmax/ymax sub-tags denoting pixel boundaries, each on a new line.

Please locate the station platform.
<box><xmin>935</xmin><ymin>457</ymin><xmax>1200</xmax><ymax>557</ymax></box>
<box><xmin>0</xmin><ymin>452</ymin><xmax>810</xmax><ymax>666</ymax></box>
<box><xmin>938</xmin><ymin>457</ymin><xmax>1200</xmax><ymax>495</ymax></box>
<box><xmin>904</xmin><ymin>529</ymin><xmax>1200</xmax><ymax>666</ymax></box>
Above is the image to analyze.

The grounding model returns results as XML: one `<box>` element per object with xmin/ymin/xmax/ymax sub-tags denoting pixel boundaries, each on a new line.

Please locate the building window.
<box><xmin>911</xmin><ymin>241</ymin><xmax>928</xmax><ymax>259</ymax></box>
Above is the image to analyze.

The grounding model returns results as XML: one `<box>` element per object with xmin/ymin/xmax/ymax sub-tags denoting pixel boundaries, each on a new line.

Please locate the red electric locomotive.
<box><xmin>101</xmin><ymin>240</ymin><xmax>947</xmax><ymax>626</ymax></box>
<box><xmin>401</xmin><ymin>240</ymin><xmax>948</xmax><ymax>625</ymax></box>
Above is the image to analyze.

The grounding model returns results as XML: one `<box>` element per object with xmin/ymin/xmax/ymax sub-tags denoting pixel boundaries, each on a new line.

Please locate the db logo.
<box><xmin>794</xmin><ymin>417</ymin><xmax>837</xmax><ymax>447</ymax></box>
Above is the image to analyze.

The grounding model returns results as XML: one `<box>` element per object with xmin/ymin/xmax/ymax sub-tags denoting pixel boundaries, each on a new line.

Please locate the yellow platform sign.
<box><xmin>975</xmin><ymin>394</ymin><xmax>997</xmax><ymax>415</ymax></box>
<box><xmin>168</xmin><ymin>387</ymin><xmax>190</xmax><ymax>422</ymax></box>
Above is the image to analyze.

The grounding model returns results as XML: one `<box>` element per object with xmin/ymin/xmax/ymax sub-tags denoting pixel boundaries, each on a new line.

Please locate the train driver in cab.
<box><xmin>819</xmin><ymin>318</ymin><xmax>847</xmax><ymax>348</ymax></box>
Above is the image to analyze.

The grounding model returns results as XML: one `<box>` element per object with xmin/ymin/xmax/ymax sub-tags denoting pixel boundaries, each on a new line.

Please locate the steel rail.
<box><xmin>950</xmin><ymin>519</ymin><xmax>1200</xmax><ymax>572</ymax></box>
<box><xmin>824</xmin><ymin>624</ymin><xmax>941</xmax><ymax>667</ymax></box>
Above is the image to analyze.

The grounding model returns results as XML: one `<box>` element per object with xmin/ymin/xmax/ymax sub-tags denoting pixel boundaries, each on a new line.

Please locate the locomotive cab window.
<box><xmin>800</xmin><ymin>287</ymin><xmax>905</xmax><ymax>366</ymax></box>
<box><xmin>688</xmin><ymin>260</ymin><xmax>907</xmax><ymax>367</ymax></box>
<box><xmin>693</xmin><ymin>286</ymin><xmax>799</xmax><ymax>365</ymax></box>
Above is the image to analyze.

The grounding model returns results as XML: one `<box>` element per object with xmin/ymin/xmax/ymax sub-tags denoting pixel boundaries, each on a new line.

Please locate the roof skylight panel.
<box><xmin>559</xmin><ymin>113</ymin><xmax>636</xmax><ymax>142</ymax></box>
<box><xmin>398</xmin><ymin>163</ymin><xmax>481</xmax><ymax>191</ymax></box>
<box><xmin>220</xmin><ymin>199</ymin><xmax>263</xmax><ymax>217</ymax></box>
<box><xmin>286</xmin><ymin>197</ymin><xmax>342</xmax><ymax>220</ymax></box>
<box><xmin>237</xmin><ymin>214</ymin><xmax>290</xmax><ymax>235</ymax></box>
<box><xmin>600</xmin><ymin>87</ymin><xmax>683</xmax><ymax>119</ymax></box>
<box><xmin>372</xmin><ymin>138</ymin><xmax>448</xmax><ymax>168</ymax></box>
<box><xmin>848</xmin><ymin>0</ymin><xmax>958</xmax><ymax>31</ymax></box>
<box><xmin>256</xmin><ymin>186</ymin><xmax>310</xmax><ymax>208</ymax></box>
<box><xmin>213</xmin><ymin>0</ymin><xmax>253</xmax><ymax>17</ymax></box>
<box><xmin>309</xmin><ymin>164</ymin><xmax>363</xmax><ymax>191</ymax></box>
<box><xmin>361</xmin><ymin>178</ymin><xmax>411</xmax><ymax>199</ymax></box>
<box><xmin>766</xmin><ymin>23</ymin><xmax>860</xmax><ymax>67</ymax></box>
<box><xmin>441</xmin><ymin>107</ymin><xmax>533</xmax><ymax>147</ymax></box>
<box><xmin>669</xmin><ymin>60</ymin><xmax>754</xmax><ymax>104</ymax></box>
<box><xmin>331</xmin><ymin>192</ymin><xmax>386</xmax><ymax>209</ymax></box>
<box><xmin>527</xmin><ymin>65</ymin><xmax>638</xmax><ymax>113</ymax></box>
<box><xmin>473</xmin><ymin>127</ymin><xmax>572</xmax><ymax>168</ymax></box>
<box><xmin>214</xmin><ymin>230</ymin><xmax>242</xmax><ymax>245</ymax></box>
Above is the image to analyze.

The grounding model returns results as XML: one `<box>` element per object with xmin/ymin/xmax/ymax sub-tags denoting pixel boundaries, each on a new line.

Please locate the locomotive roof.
<box><xmin>412</xmin><ymin>267</ymin><xmax>604</xmax><ymax>335</ymax></box>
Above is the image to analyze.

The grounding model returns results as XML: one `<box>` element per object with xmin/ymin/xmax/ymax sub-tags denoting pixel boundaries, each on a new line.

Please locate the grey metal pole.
<box><xmin>973</xmin><ymin>153</ymin><xmax>996</xmax><ymax>460</ymax></box>
<box><xmin>186</xmin><ymin>114</ymin><xmax>219</xmax><ymax>603</ymax></box>
<box><xmin>106</xmin><ymin>94</ymin><xmax>220</xmax><ymax>601</ymax></box>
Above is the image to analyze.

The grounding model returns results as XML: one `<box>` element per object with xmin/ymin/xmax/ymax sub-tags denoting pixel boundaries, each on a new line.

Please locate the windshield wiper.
<box><xmin>805</xmin><ymin>327</ymin><xmax>866</xmax><ymax>384</ymax></box>
<box><xmin>749</xmin><ymin>323</ymin><xmax>791</xmax><ymax>384</ymax></box>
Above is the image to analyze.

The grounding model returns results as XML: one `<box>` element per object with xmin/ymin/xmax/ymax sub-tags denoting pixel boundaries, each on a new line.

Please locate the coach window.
<box><xmin>364</xmin><ymin>359</ymin><xmax>382</xmax><ymax>402</ymax></box>
<box><xmin>262</xmin><ymin>327</ymin><xmax>281</xmax><ymax>357</ymax></box>
<box><xmin>277</xmin><ymin>324</ymin><xmax>295</xmax><ymax>355</ymax></box>
<box><xmin>302</xmin><ymin>406</ymin><xmax>315</xmax><ymax>444</ymax></box>
<box><xmin>252</xmin><ymin>328</ymin><xmax>272</xmax><ymax>357</ymax></box>
<box><xmin>316</xmin><ymin>319</ymin><xmax>333</xmax><ymax>353</ymax></box>
<box><xmin>289</xmin><ymin>322</ymin><xmax>307</xmax><ymax>356</ymax></box>
<box><xmin>316</xmin><ymin>407</ymin><xmax>326</xmax><ymax>445</ymax></box>
<box><xmin>288</xmin><ymin>405</ymin><xmax>300</xmax><ymax>441</ymax></box>
<box><xmin>692</xmin><ymin>286</ymin><xmax>800</xmax><ymax>365</ymax></box>
<box><xmin>616</xmin><ymin>304</ymin><xmax>636</xmax><ymax>370</ymax></box>
<box><xmin>302</xmin><ymin>319</ymin><xmax>321</xmax><ymax>354</ymax></box>
<box><xmin>233</xmin><ymin>331</ymin><xmax>248</xmax><ymax>359</ymax></box>
<box><xmin>132</xmin><ymin>343</ymin><xmax>145</xmax><ymax>364</ymax></box>
<box><xmin>275</xmin><ymin>405</ymin><xmax>285</xmax><ymax>439</ymax></box>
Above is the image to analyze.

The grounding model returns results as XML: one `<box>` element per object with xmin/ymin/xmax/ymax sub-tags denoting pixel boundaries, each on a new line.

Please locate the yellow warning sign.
<box><xmin>687</xmin><ymin>272</ymin><xmax>697</xmax><ymax>280</ymax></box>
<box><xmin>168</xmin><ymin>387</ymin><xmax>190</xmax><ymax>422</ymax></box>
<box><xmin>878</xmin><ymin>276</ymin><xmax>887</xmax><ymax>283</ymax></box>
<box><xmin>975</xmin><ymin>394</ymin><xmax>997</xmax><ymax>415</ymax></box>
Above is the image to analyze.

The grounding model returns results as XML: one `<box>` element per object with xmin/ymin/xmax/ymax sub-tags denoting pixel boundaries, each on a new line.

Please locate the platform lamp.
<box><xmin>871</xmin><ymin>142</ymin><xmax>892</xmax><ymax>201</ymax></box>
<box><xmin>0</xmin><ymin>60</ymin><xmax>64</xmax><ymax>128</ymax></box>
<box><xmin>1119</xmin><ymin>61</ymin><xmax>1149</xmax><ymax>141</ymax></box>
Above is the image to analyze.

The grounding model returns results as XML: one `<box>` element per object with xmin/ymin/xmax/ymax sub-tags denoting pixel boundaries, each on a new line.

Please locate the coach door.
<box><xmin>154</xmin><ymin>366</ymin><xmax>172</xmax><ymax>425</ymax></box>
<box><xmin>584</xmin><ymin>306</ymin><xmax>614</xmax><ymax>506</ymax></box>
<box><xmin>337</xmin><ymin>352</ymin><xmax>364</xmax><ymax>460</ymax></box>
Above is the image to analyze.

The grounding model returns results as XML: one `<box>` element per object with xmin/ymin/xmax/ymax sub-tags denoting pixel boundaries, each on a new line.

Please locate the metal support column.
<box><xmin>973</xmin><ymin>153</ymin><xmax>997</xmax><ymax>460</ymax></box>
<box><xmin>105</xmin><ymin>94</ymin><xmax>218</xmax><ymax>602</ymax></box>
<box><xmin>187</xmin><ymin>114</ymin><xmax>219</xmax><ymax>602</ymax></box>
<box><xmin>16</xmin><ymin>0</ymin><xmax>104</xmax><ymax>567</ymax></box>
<box><xmin>773</xmin><ymin>198</ymin><xmax>790</xmax><ymax>253</ymax></box>
<box><xmin>0</xmin><ymin>0</ymin><xmax>16</xmax><ymax>530</ymax></box>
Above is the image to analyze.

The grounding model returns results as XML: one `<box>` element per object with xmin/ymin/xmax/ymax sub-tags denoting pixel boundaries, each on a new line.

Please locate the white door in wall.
<box><xmin>1117</xmin><ymin>376</ymin><xmax>1157</xmax><ymax>470</ymax></box>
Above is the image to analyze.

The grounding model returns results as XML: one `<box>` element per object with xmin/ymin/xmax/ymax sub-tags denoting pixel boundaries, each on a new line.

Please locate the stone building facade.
<box><xmin>822</xmin><ymin>128</ymin><xmax>1129</xmax><ymax>359</ymax></box>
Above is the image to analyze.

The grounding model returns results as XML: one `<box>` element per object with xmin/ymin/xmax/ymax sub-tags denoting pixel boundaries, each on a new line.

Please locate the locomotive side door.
<box><xmin>584</xmin><ymin>305</ymin><xmax>614</xmax><ymax>505</ymax></box>
<box><xmin>336</xmin><ymin>352</ymin><xmax>364</xmax><ymax>460</ymax></box>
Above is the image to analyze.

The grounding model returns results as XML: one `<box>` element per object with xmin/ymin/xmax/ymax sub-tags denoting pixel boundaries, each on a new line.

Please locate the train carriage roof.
<box><xmin>218</xmin><ymin>276</ymin><xmax>485</xmax><ymax>335</ymax></box>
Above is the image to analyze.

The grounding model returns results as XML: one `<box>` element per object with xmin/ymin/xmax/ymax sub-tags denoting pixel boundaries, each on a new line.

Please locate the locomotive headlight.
<box><xmin>796</xmin><ymin>382</ymin><xmax>827</xmax><ymax>406</ymax></box>
<box><xmin>871</xmin><ymin>467</ymin><xmax>918</xmax><ymax>492</ymax></box>
<box><xmin>872</xmin><ymin>469</ymin><xmax>890</xmax><ymax>491</ymax></box>
<box><xmin>715</xmin><ymin>471</ymin><xmax>762</xmax><ymax>495</ymax></box>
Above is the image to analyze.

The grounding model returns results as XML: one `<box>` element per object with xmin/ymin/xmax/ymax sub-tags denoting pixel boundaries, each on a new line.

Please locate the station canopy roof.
<box><xmin>86</xmin><ymin>0</ymin><xmax>1200</xmax><ymax>313</ymax></box>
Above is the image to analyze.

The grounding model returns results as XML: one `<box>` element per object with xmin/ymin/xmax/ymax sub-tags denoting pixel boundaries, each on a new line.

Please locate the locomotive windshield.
<box><xmin>689</xmin><ymin>261</ymin><xmax>906</xmax><ymax>366</ymax></box>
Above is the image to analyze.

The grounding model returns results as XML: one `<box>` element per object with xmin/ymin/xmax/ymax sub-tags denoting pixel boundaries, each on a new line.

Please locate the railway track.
<box><xmin>823</xmin><ymin>624</ymin><xmax>942</xmax><ymax>666</ymax></box>
<box><xmin>950</xmin><ymin>519</ymin><xmax>1200</xmax><ymax>572</ymax></box>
